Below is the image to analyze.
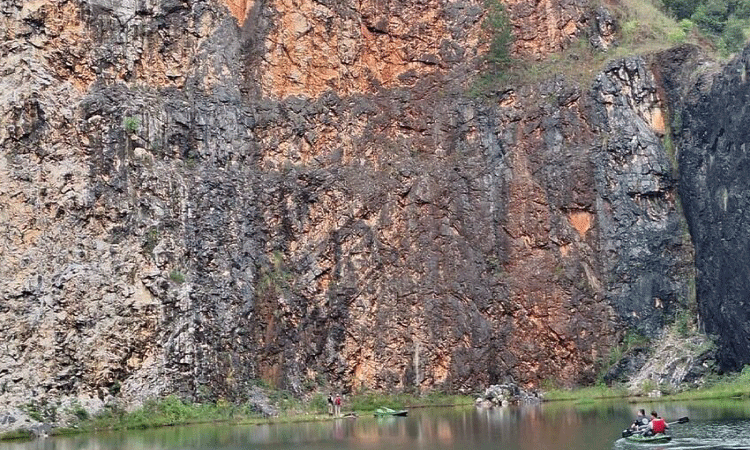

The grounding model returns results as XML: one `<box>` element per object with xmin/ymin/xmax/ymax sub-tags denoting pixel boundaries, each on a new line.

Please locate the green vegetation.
<box><xmin>595</xmin><ymin>331</ymin><xmax>651</xmax><ymax>384</ymax></box>
<box><xmin>142</xmin><ymin>227</ymin><xmax>159</xmax><ymax>256</ymax></box>
<box><xmin>470</xmin><ymin>0</ymin><xmax>746</xmax><ymax>95</ymax></box>
<box><xmin>22</xmin><ymin>399</ymin><xmax>58</xmax><ymax>422</ymax></box>
<box><xmin>613</xmin><ymin>0</ymin><xmax>689</xmax><ymax>47</ymax></box>
<box><xmin>542</xmin><ymin>365</ymin><xmax>750</xmax><ymax>403</ymax></box>
<box><xmin>662</xmin><ymin>0</ymin><xmax>750</xmax><ymax>54</ymax></box>
<box><xmin>499</xmin><ymin>0</ymin><xmax>694</xmax><ymax>90</ymax></box>
<box><xmin>484</xmin><ymin>0</ymin><xmax>513</xmax><ymax>71</ymax></box>
<box><xmin>673</xmin><ymin>307</ymin><xmax>699</xmax><ymax>337</ymax></box>
<box><xmin>347</xmin><ymin>391</ymin><xmax>472</xmax><ymax>411</ymax></box>
<box><xmin>85</xmin><ymin>396</ymin><xmax>240</xmax><ymax>431</ymax></box>
<box><xmin>662</xmin><ymin>365</ymin><xmax>750</xmax><ymax>400</ymax></box>
<box><xmin>541</xmin><ymin>384</ymin><xmax>628</xmax><ymax>402</ymax></box>
<box><xmin>70</xmin><ymin>402</ymin><xmax>89</xmax><ymax>421</ymax></box>
<box><xmin>0</xmin><ymin>429</ymin><xmax>33</xmax><ymax>441</ymax></box>
<box><xmin>0</xmin><ymin>391</ymin><xmax>475</xmax><ymax>442</ymax></box>
<box><xmin>7</xmin><ymin>372</ymin><xmax>750</xmax><ymax>443</ymax></box>
<box><xmin>470</xmin><ymin>0</ymin><xmax>514</xmax><ymax>95</ymax></box>
<box><xmin>123</xmin><ymin>116</ymin><xmax>140</xmax><ymax>134</ymax></box>
<box><xmin>471</xmin><ymin>0</ymin><xmax>723</xmax><ymax>94</ymax></box>
<box><xmin>169</xmin><ymin>269</ymin><xmax>186</xmax><ymax>284</ymax></box>
<box><xmin>257</xmin><ymin>251</ymin><xmax>293</xmax><ymax>296</ymax></box>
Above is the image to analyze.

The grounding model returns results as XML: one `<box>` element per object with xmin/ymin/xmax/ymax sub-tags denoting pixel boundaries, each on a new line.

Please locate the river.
<box><xmin>3</xmin><ymin>399</ymin><xmax>750</xmax><ymax>450</ymax></box>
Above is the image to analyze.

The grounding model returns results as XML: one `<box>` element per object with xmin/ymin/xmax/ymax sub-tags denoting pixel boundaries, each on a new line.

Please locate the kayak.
<box><xmin>373</xmin><ymin>407</ymin><xmax>408</xmax><ymax>417</ymax></box>
<box><xmin>624</xmin><ymin>433</ymin><xmax>672</xmax><ymax>444</ymax></box>
<box><xmin>620</xmin><ymin>416</ymin><xmax>687</xmax><ymax>444</ymax></box>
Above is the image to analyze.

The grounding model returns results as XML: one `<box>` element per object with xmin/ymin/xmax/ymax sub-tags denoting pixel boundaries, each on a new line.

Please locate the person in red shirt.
<box><xmin>645</xmin><ymin>411</ymin><xmax>669</xmax><ymax>436</ymax></box>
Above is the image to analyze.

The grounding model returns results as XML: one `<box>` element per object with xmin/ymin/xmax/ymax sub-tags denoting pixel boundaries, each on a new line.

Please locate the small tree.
<box><xmin>662</xmin><ymin>0</ymin><xmax>701</xmax><ymax>20</ymax></box>
<box><xmin>721</xmin><ymin>15</ymin><xmax>747</xmax><ymax>53</ymax></box>
<box><xmin>692</xmin><ymin>0</ymin><xmax>730</xmax><ymax>34</ymax></box>
<box><xmin>484</xmin><ymin>0</ymin><xmax>513</xmax><ymax>72</ymax></box>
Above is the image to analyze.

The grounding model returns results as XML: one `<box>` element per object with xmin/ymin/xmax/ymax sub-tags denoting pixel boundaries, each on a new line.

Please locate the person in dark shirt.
<box><xmin>630</xmin><ymin>408</ymin><xmax>650</xmax><ymax>430</ymax></box>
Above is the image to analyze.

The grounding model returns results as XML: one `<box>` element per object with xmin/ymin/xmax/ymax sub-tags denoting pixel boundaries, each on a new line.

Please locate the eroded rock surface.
<box><xmin>679</xmin><ymin>44</ymin><xmax>750</xmax><ymax>372</ymax></box>
<box><xmin>0</xmin><ymin>0</ymin><xmax>697</xmax><ymax>427</ymax></box>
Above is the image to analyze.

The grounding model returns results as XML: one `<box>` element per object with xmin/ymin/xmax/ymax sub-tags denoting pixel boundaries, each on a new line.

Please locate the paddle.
<box><xmin>621</xmin><ymin>416</ymin><xmax>689</xmax><ymax>438</ymax></box>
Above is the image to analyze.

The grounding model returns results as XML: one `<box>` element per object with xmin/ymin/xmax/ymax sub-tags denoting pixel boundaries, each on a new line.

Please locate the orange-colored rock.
<box><xmin>253</xmin><ymin>0</ymin><xmax>586</xmax><ymax>99</ymax></box>
<box><xmin>569</xmin><ymin>211</ymin><xmax>592</xmax><ymax>238</ymax></box>
<box><xmin>505</xmin><ymin>0</ymin><xmax>585</xmax><ymax>57</ymax></box>
<box><xmin>223</xmin><ymin>0</ymin><xmax>255</xmax><ymax>24</ymax></box>
<box><xmin>257</xmin><ymin>0</ymin><xmax>455</xmax><ymax>98</ymax></box>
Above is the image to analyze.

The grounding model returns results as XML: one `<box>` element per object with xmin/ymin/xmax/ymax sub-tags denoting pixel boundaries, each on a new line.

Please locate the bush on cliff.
<box><xmin>721</xmin><ymin>16</ymin><xmax>747</xmax><ymax>52</ymax></box>
<box><xmin>662</xmin><ymin>0</ymin><xmax>750</xmax><ymax>54</ymax></box>
<box><xmin>483</xmin><ymin>0</ymin><xmax>513</xmax><ymax>72</ymax></box>
<box><xmin>470</xmin><ymin>0</ymin><xmax>513</xmax><ymax>95</ymax></box>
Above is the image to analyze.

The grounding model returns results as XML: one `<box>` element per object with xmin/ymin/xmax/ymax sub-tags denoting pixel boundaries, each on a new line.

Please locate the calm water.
<box><xmin>4</xmin><ymin>400</ymin><xmax>750</xmax><ymax>450</ymax></box>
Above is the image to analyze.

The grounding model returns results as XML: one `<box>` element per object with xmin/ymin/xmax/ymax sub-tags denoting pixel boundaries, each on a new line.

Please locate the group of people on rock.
<box><xmin>630</xmin><ymin>409</ymin><xmax>669</xmax><ymax>436</ymax></box>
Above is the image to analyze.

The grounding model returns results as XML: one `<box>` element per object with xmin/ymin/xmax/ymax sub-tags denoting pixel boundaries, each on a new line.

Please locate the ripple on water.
<box><xmin>614</xmin><ymin>420</ymin><xmax>750</xmax><ymax>450</ymax></box>
<box><xmin>676</xmin><ymin>420</ymin><xmax>750</xmax><ymax>449</ymax></box>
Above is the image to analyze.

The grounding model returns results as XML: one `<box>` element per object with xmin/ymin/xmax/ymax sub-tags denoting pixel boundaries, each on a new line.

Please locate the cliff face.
<box><xmin>1</xmin><ymin>0</ymin><xmax>695</xmax><ymax>417</ymax></box>
<box><xmin>679</xmin><ymin>45</ymin><xmax>750</xmax><ymax>372</ymax></box>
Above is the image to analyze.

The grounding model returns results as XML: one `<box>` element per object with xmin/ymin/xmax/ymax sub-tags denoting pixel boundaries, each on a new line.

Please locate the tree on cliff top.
<box><xmin>662</xmin><ymin>0</ymin><xmax>750</xmax><ymax>54</ymax></box>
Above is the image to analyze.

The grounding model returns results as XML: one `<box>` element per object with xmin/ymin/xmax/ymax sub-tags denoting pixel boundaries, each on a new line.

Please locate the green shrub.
<box><xmin>664</xmin><ymin>0</ymin><xmax>750</xmax><ymax>43</ymax></box>
<box><xmin>142</xmin><ymin>228</ymin><xmax>159</xmax><ymax>256</ymax></box>
<box><xmin>679</xmin><ymin>18</ymin><xmax>695</xmax><ymax>32</ymax></box>
<box><xmin>674</xmin><ymin>309</ymin><xmax>694</xmax><ymax>336</ymax></box>
<box><xmin>738</xmin><ymin>364</ymin><xmax>750</xmax><ymax>382</ymax></box>
<box><xmin>692</xmin><ymin>0</ymin><xmax>730</xmax><ymax>34</ymax></box>
<box><xmin>621</xmin><ymin>20</ymin><xmax>641</xmax><ymax>43</ymax></box>
<box><xmin>169</xmin><ymin>269</ymin><xmax>185</xmax><ymax>284</ymax></box>
<box><xmin>668</xmin><ymin>28</ymin><xmax>688</xmax><ymax>43</ymax></box>
<box><xmin>123</xmin><ymin>116</ymin><xmax>140</xmax><ymax>134</ymax></box>
<box><xmin>257</xmin><ymin>251</ymin><xmax>292</xmax><ymax>296</ymax></box>
<box><xmin>157</xmin><ymin>396</ymin><xmax>196</xmax><ymax>422</ymax></box>
<box><xmin>308</xmin><ymin>393</ymin><xmax>328</xmax><ymax>414</ymax></box>
<box><xmin>484</xmin><ymin>0</ymin><xmax>513</xmax><ymax>71</ymax></box>
<box><xmin>736</xmin><ymin>0</ymin><xmax>750</xmax><ymax>18</ymax></box>
<box><xmin>721</xmin><ymin>15</ymin><xmax>747</xmax><ymax>53</ymax></box>
<box><xmin>469</xmin><ymin>0</ymin><xmax>514</xmax><ymax>95</ymax></box>
<box><xmin>662</xmin><ymin>0</ymin><xmax>700</xmax><ymax>20</ymax></box>
<box><xmin>72</xmin><ymin>403</ymin><xmax>89</xmax><ymax>421</ymax></box>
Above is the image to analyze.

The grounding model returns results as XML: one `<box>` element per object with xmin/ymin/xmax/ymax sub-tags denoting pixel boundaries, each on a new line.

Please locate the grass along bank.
<box><xmin>541</xmin><ymin>364</ymin><xmax>750</xmax><ymax>404</ymax></box>
<box><xmin>1</xmin><ymin>391</ymin><xmax>475</xmax><ymax>441</ymax></box>
<box><xmin>6</xmin><ymin>370</ymin><xmax>750</xmax><ymax>442</ymax></box>
<box><xmin>669</xmin><ymin>365</ymin><xmax>750</xmax><ymax>401</ymax></box>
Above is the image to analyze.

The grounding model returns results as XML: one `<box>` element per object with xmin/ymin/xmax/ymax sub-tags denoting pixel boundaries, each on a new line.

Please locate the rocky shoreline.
<box><xmin>475</xmin><ymin>384</ymin><xmax>542</xmax><ymax>407</ymax></box>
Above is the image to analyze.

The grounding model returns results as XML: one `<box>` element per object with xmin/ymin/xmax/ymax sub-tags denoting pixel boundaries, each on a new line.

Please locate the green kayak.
<box><xmin>373</xmin><ymin>407</ymin><xmax>408</xmax><ymax>417</ymax></box>
<box><xmin>624</xmin><ymin>433</ymin><xmax>672</xmax><ymax>444</ymax></box>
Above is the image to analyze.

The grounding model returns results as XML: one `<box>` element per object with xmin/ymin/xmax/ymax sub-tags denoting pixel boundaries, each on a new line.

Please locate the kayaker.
<box><xmin>644</xmin><ymin>411</ymin><xmax>668</xmax><ymax>436</ymax></box>
<box><xmin>630</xmin><ymin>408</ymin><xmax>649</xmax><ymax>430</ymax></box>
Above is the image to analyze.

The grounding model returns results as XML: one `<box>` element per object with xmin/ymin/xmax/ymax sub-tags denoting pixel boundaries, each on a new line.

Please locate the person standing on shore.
<box><xmin>327</xmin><ymin>393</ymin><xmax>334</xmax><ymax>416</ymax></box>
<box><xmin>334</xmin><ymin>394</ymin><xmax>342</xmax><ymax>417</ymax></box>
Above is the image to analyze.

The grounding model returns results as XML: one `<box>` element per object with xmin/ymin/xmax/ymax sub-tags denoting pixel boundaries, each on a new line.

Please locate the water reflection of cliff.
<box><xmin>7</xmin><ymin>403</ymin><xmax>750</xmax><ymax>450</ymax></box>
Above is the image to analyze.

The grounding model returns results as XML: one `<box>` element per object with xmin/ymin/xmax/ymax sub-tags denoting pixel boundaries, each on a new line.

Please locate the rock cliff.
<box><xmin>679</xmin><ymin>44</ymin><xmax>750</xmax><ymax>372</ymax></box>
<box><xmin>0</xmin><ymin>0</ymin><xmax>699</xmax><ymax>423</ymax></box>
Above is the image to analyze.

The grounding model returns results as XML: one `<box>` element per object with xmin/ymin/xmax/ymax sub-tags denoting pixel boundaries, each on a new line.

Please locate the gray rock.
<box><xmin>678</xmin><ymin>43</ymin><xmax>750</xmax><ymax>372</ymax></box>
<box><xmin>476</xmin><ymin>383</ymin><xmax>540</xmax><ymax>407</ymax></box>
